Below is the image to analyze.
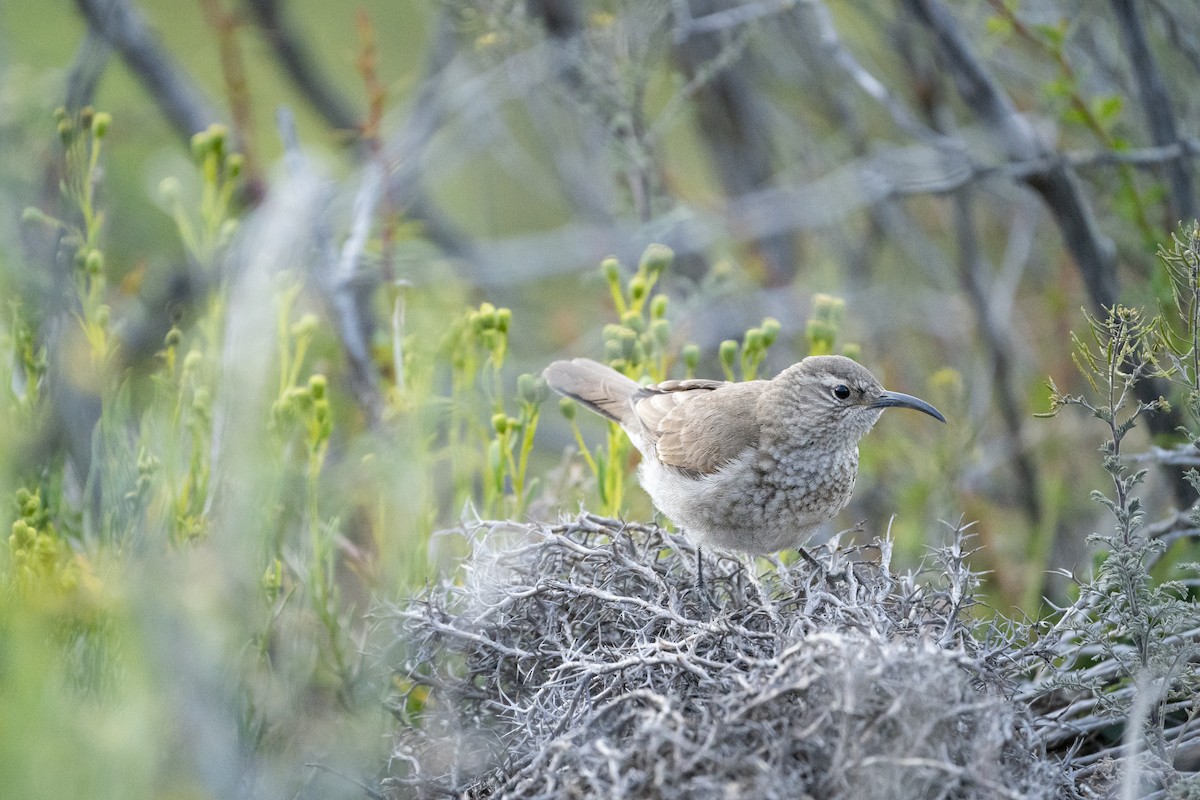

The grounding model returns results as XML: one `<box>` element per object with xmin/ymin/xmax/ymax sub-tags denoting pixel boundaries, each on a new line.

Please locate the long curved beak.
<box><xmin>871</xmin><ymin>390</ymin><xmax>946</xmax><ymax>423</ymax></box>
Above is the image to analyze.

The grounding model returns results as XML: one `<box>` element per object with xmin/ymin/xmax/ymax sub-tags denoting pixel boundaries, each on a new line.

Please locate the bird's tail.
<box><xmin>542</xmin><ymin>358</ymin><xmax>639</xmax><ymax>426</ymax></box>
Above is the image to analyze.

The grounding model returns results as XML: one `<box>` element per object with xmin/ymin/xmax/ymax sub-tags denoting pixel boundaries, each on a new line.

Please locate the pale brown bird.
<box><xmin>543</xmin><ymin>355</ymin><xmax>945</xmax><ymax>555</ymax></box>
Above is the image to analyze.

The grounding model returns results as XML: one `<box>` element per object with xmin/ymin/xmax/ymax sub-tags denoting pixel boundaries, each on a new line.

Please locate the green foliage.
<box><xmin>1038</xmin><ymin>228</ymin><xmax>1200</xmax><ymax>787</ymax></box>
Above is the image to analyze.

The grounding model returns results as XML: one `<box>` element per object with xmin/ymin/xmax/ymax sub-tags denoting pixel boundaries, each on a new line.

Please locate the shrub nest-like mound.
<box><xmin>382</xmin><ymin>514</ymin><xmax>1072</xmax><ymax>799</ymax></box>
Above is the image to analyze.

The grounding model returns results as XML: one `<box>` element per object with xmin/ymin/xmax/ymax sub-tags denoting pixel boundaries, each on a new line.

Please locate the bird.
<box><xmin>543</xmin><ymin>355</ymin><xmax>945</xmax><ymax>555</ymax></box>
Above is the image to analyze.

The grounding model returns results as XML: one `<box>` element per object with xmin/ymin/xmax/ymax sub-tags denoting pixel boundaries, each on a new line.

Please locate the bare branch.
<box><xmin>241</xmin><ymin>0</ymin><xmax>362</xmax><ymax>134</ymax></box>
<box><xmin>1110</xmin><ymin>0</ymin><xmax>1196</xmax><ymax>223</ymax></box>
<box><xmin>73</xmin><ymin>0</ymin><xmax>220</xmax><ymax>142</ymax></box>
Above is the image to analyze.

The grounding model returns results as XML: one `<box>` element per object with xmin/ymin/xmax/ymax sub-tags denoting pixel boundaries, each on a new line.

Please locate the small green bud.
<box><xmin>94</xmin><ymin>305</ymin><xmax>110</xmax><ymax>328</ymax></box>
<box><xmin>650</xmin><ymin>318</ymin><xmax>671</xmax><ymax>347</ymax></box>
<box><xmin>225</xmin><ymin>153</ymin><xmax>243</xmax><ymax>179</ymax></box>
<box><xmin>183</xmin><ymin>350</ymin><xmax>204</xmax><ymax>373</ymax></box>
<box><xmin>719</xmin><ymin>339</ymin><xmax>738</xmax><ymax>370</ymax></box>
<box><xmin>495</xmin><ymin>307</ymin><xmax>512</xmax><ymax>334</ymax></box>
<box><xmin>207</xmin><ymin>124</ymin><xmax>228</xmax><ymax>157</ymax></box>
<box><xmin>602</xmin><ymin>257</ymin><xmax>622</xmax><ymax>286</ymax></box>
<box><xmin>478</xmin><ymin>302</ymin><xmax>497</xmax><ymax>330</ymax></box>
<box><xmin>630</xmin><ymin>341</ymin><xmax>647</xmax><ymax>365</ymax></box>
<box><xmin>290</xmin><ymin>314</ymin><xmax>320</xmax><ymax>338</ymax></box>
<box><xmin>91</xmin><ymin>112</ymin><xmax>112</xmax><ymax>138</ymax></box>
<box><xmin>812</xmin><ymin>293</ymin><xmax>846</xmax><ymax>328</ymax></box>
<box><xmin>192</xmin><ymin>386</ymin><xmax>211</xmax><ymax>415</ymax></box>
<box><xmin>602</xmin><ymin>323</ymin><xmax>624</xmax><ymax>342</ymax></box>
<box><xmin>609</xmin><ymin>358</ymin><xmax>628</xmax><ymax>373</ymax></box>
<box><xmin>21</xmin><ymin>207</ymin><xmax>49</xmax><ymax>226</ymax></box>
<box><xmin>620</xmin><ymin>310</ymin><xmax>645</xmax><ymax>333</ymax></box>
<box><xmin>262</xmin><ymin>558</ymin><xmax>283</xmax><ymax>599</ymax></box>
<box><xmin>604</xmin><ymin>340</ymin><xmax>623</xmax><ymax>362</ymax></box>
<box><xmin>806</xmin><ymin>319</ymin><xmax>835</xmax><ymax>355</ymax></box>
<box><xmin>159</xmin><ymin>176</ymin><xmax>182</xmax><ymax>204</ymax></box>
<box><xmin>841</xmin><ymin>342</ymin><xmax>861</xmax><ymax>361</ymax></box>
<box><xmin>84</xmin><ymin>249</ymin><xmax>104</xmax><ymax>275</ymax></box>
<box><xmin>52</xmin><ymin>107</ymin><xmax>67</xmax><ymax>123</ymax></box>
<box><xmin>619</xmin><ymin>327</ymin><xmax>639</xmax><ymax>358</ymax></box>
<box><xmin>650</xmin><ymin>294</ymin><xmax>669</xmax><ymax>320</ymax></box>
<box><xmin>14</xmin><ymin>488</ymin><xmax>31</xmax><ymax>507</ymax></box>
<box><xmin>628</xmin><ymin>275</ymin><xmax>647</xmax><ymax>303</ymax></box>
<box><xmin>761</xmin><ymin>317</ymin><xmax>781</xmax><ymax>347</ymax></box>
<box><xmin>308</xmin><ymin>374</ymin><xmax>327</xmax><ymax>400</ymax></box>
<box><xmin>80</xmin><ymin>107</ymin><xmax>94</xmax><ymax>130</ymax></box>
<box><xmin>638</xmin><ymin>243</ymin><xmax>673</xmax><ymax>278</ymax></box>
<box><xmin>57</xmin><ymin>120</ymin><xmax>73</xmax><ymax>145</ymax></box>
<box><xmin>518</xmin><ymin>373</ymin><xmax>548</xmax><ymax>405</ymax></box>
<box><xmin>190</xmin><ymin>130</ymin><xmax>209</xmax><ymax>162</ymax></box>
<box><xmin>744</xmin><ymin>327</ymin><xmax>763</xmax><ymax>352</ymax></box>
<box><xmin>682</xmin><ymin>343</ymin><xmax>700</xmax><ymax>372</ymax></box>
<box><xmin>559</xmin><ymin>397</ymin><xmax>577</xmax><ymax>421</ymax></box>
<box><xmin>165</xmin><ymin>327</ymin><xmax>183</xmax><ymax>348</ymax></box>
<box><xmin>492</xmin><ymin>413</ymin><xmax>509</xmax><ymax>435</ymax></box>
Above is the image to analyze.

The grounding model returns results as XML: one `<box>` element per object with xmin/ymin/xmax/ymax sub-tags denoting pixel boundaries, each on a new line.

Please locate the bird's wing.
<box><xmin>632</xmin><ymin>379</ymin><xmax>764</xmax><ymax>474</ymax></box>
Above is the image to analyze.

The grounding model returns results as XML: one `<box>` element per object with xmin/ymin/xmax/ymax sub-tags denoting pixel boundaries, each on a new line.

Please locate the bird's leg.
<box><xmin>796</xmin><ymin>546</ymin><xmax>824</xmax><ymax>573</ymax></box>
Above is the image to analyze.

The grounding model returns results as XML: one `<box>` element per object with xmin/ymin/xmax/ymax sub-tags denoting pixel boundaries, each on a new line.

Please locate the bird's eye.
<box><xmin>832</xmin><ymin>384</ymin><xmax>851</xmax><ymax>400</ymax></box>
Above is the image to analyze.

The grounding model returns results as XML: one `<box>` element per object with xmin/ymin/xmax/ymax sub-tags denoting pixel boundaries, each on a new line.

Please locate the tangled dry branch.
<box><xmin>382</xmin><ymin>515</ymin><xmax>1073</xmax><ymax>799</ymax></box>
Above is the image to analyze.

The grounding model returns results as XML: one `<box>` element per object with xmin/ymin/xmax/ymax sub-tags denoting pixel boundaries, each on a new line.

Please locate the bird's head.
<box><xmin>773</xmin><ymin>355</ymin><xmax>946</xmax><ymax>442</ymax></box>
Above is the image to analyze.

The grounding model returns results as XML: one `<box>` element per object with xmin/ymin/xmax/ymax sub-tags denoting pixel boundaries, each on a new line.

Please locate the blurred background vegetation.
<box><xmin>2</xmin><ymin>0</ymin><xmax>1200</xmax><ymax>797</ymax></box>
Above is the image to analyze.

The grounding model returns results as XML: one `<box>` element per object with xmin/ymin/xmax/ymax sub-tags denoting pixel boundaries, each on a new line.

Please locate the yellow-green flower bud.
<box><xmin>492</xmin><ymin>413</ymin><xmax>509</xmax><ymax>434</ymax></box>
<box><xmin>190</xmin><ymin>130</ymin><xmax>209</xmax><ymax>162</ymax></box>
<box><xmin>159</xmin><ymin>176</ymin><xmax>182</xmax><ymax>204</ymax></box>
<box><xmin>183</xmin><ymin>350</ymin><xmax>203</xmax><ymax>372</ymax></box>
<box><xmin>80</xmin><ymin>107</ymin><xmax>94</xmax><ymax>129</ymax></box>
<box><xmin>719</xmin><ymin>339</ymin><xmax>738</xmax><ymax>370</ymax></box>
<box><xmin>619</xmin><ymin>327</ymin><xmax>639</xmax><ymax>358</ymax></box>
<box><xmin>94</xmin><ymin>305</ymin><xmax>110</xmax><ymax>328</ymax></box>
<box><xmin>309</xmin><ymin>374</ymin><xmax>327</xmax><ymax>400</ymax></box>
<box><xmin>207</xmin><ymin>124</ymin><xmax>228</xmax><ymax>157</ymax></box>
<box><xmin>602</xmin><ymin>323</ymin><xmax>624</xmax><ymax>341</ymax></box>
<box><xmin>192</xmin><ymin>386</ymin><xmax>211</xmax><ymax>415</ymax></box>
<box><xmin>602</xmin><ymin>257</ymin><xmax>622</xmax><ymax>286</ymax></box>
<box><xmin>630</xmin><ymin>342</ymin><xmax>647</xmax><ymax>365</ymax></box>
<box><xmin>604</xmin><ymin>340</ymin><xmax>623</xmax><ymax>362</ymax></box>
<box><xmin>85</xmin><ymin>249</ymin><xmax>104</xmax><ymax>275</ymax></box>
<box><xmin>165</xmin><ymin>327</ymin><xmax>183</xmax><ymax>348</ymax></box>
<box><xmin>53</xmin><ymin>107</ymin><xmax>67</xmax><ymax>123</ymax></box>
<box><xmin>290</xmin><ymin>314</ymin><xmax>320</xmax><ymax>338</ymax></box>
<box><xmin>91</xmin><ymin>112</ymin><xmax>112</xmax><ymax>138</ymax></box>
<box><xmin>744</xmin><ymin>327</ymin><xmax>763</xmax><ymax>352</ymax></box>
<box><xmin>761</xmin><ymin>317</ymin><xmax>781</xmax><ymax>347</ymax></box>
<box><xmin>650</xmin><ymin>319</ymin><xmax>671</xmax><ymax>347</ymax></box>
<box><xmin>806</xmin><ymin>319</ymin><xmax>835</xmax><ymax>355</ymax></box>
<box><xmin>20</xmin><ymin>207</ymin><xmax>47</xmax><ymax>226</ymax></box>
<box><xmin>650</xmin><ymin>294</ymin><xmax>669</xmax><ymax>320</ymax></box>
<box><xmin>518</xmin><ymin>373</ymin><xmax>548</xmax><ymax>405</ymax></box>
<box><xmin>58</xmin><ymin>120</ymin><xmax>73</xmax><ymax>145</ymax></box>
<box><xmin>478</xmin><ymin>302</ymin><xmax>497</xmax><ymax>330</ymax></box>
<box><xmin>496</xmin><ymin>307</ymin><xmax>512</xmax><ymax>334</ymax></box>
<box><xmin>559</xmin><ymin>397</ymin><xmax>576</xmax><ymax>420</ymax></box>
<box><xmin>841</xmin><ymin>342</ymin><xmax>861</xmax><ymax>361</ymax></box>
<box><xmin>262</xmin><ymin>558</ymin><xmax>283</xmax><ymax>599</ymax></box>
<box><xmin>682</xmin><ymin>343</ymin><xmax>700</xmax><ymax>372</ymax></box>
<box><xmin>639</xmin><ymin>243</ymin><xmax>673</xmax><ymax>277</ymax></box>
<box><xmin>628</xmin><ymin>275</ymin><xmax>647</xmax><ymax>303</ymax></box>
<box><xmin>620</xmin><ymin>310</ymin><xmax>645</xmax><ymax>333</ymax></box>
<box><xmin>226</xmin><ymin>153</ymin><xmax>243</xmax><ymax>179</ymax></box>
<box><xmin>812</xmin><ymin>293</ymin><xmax>845</xmax><ymax>328</ymax></box>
